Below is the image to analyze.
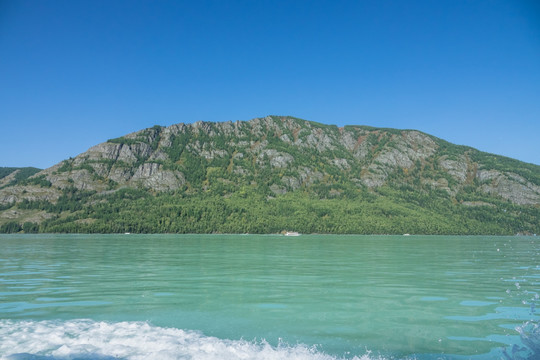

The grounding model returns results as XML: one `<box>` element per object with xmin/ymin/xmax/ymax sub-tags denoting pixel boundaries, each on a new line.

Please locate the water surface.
<box><xmin>0</xmin><ymin>234</ymin><xmax>539</xmax><ymax>359</ymax></box>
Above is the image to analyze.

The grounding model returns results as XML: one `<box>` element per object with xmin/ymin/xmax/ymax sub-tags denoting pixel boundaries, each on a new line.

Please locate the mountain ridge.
<box><xmin>0</xmin><ymin>167</ymin><xmax>42</xmax><ymax>188</ymax></box>
<box><xmin>1</xmin><ymin>116</ymin><xmax>538</xmax><ymax>234</ymax></box>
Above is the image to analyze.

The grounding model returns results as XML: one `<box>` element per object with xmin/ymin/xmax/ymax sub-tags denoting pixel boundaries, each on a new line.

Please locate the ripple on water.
<box><xmin>257</xmin><ymin>303</ymin><xmax>288</xmax><ymax>309</ymax></box>
<box><xmin>420</xmin><ymin>296</ymin><xmax>448</xmax><ymax>302</ymax></box>
<box><xmin>460</xmin><ymin>300</ymin><xmax>497</xmax><ymax>307</ymax></box>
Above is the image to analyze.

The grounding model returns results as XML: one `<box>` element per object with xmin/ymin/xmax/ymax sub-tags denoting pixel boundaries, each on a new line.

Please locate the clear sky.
<box><xmin>1</xmin><ymin>0</ymin><xmax>539</xmax><ymax>168</ymax></box>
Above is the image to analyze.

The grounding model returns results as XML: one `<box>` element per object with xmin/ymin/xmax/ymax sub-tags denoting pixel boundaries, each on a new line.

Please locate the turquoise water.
<box><xmin>0</xmin><ymin>234</ymin><xmax>539</xmax><ymax>359</ymax></box>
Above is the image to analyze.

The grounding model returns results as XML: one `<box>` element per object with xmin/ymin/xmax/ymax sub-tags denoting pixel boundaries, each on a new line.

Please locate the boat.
<box><xmin>284</xmin><ymin>231</ymin><xmax>301</xmax><ymax>236</ymax></box>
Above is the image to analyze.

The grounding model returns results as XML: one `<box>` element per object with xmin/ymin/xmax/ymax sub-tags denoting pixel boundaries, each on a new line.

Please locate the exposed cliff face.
<box><xmin>1</xmin><ymin>116</ymin><xmax>539</xmax><ymax>233</ymax></box>
<box><xmin>476</xmin><ymin>170</ymin><xmax>540</xmax><ymax>205</ymax></box>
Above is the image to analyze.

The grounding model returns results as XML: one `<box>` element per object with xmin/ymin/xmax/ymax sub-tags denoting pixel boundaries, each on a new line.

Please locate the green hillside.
<box><xmin>1</xmin><ymin>116</ymin><xmax>538</xmax><ymax>235</ymax></box>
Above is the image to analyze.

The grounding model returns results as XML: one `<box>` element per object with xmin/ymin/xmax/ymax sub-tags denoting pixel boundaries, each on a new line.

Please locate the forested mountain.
<box><xmin>1</xmin><ymin>116</ymin><xmax>539</xmax><ymax>234</ymax></box>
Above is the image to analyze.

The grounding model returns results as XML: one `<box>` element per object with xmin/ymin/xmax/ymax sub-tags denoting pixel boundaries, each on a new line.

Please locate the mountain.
<box><xmin>1</xmin><ymin>116</ymin><xmax>539</xmax><ymax>234</ymax></box>
<box><xmin>0</xmin><ymin>167</ymin><xmax>42</xmax><ymax>187</ymax></box>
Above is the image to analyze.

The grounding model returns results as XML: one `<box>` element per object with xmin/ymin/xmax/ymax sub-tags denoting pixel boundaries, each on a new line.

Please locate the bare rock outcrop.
<box><xmin>130</xmin><ymin>163</ymin><xmax>185</xmax><ymax>191</ymax></box>
<box><xmin>439</xmin><ymin>156</ymin><xmax>468</xmax><ymax>183</ymax></box>
<box><xmin>0</xmin><ymin>185</ymin><xmax>61</xmax><ymax>206</ymax></box>
<box><xmin>477</xmin><ymin>169</ymin><xmax>540</xmax><ymax>205</ymax></box>
<box><xmin>257</xmin><ymin>149</ymin><xmax>294</xmax><ymax>168</ymax></box>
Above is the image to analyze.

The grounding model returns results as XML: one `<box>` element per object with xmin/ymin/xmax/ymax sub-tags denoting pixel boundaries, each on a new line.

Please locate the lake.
<box><xmin>0</xmin><ymin>234</ymin><xmax>539</xmax><ymax>359</ymax></box>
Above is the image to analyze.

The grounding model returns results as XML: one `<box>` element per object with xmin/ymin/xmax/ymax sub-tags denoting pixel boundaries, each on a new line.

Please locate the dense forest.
<box><xmin>2</xmin><ymin>173</ymin><xmax>538</xmax><ymax>235</ymax></box>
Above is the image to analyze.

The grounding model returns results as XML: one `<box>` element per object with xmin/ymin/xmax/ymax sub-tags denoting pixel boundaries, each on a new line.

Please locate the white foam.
<box><xmin>0</xmin><ymin>319</ymin><xmax>379</xmax><ymax>360</ymax></box>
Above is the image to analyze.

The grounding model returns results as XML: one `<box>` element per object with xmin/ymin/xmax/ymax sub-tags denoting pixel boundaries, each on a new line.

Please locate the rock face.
<box><xmin>0</xmin><ymin>185</ymin><xmax>61</xmax><ymax>205</ymax></box>
<box><xmin>477</xmin><ymin>170</ymin><xmax>540</xmax><ymax>205</ymax></box>
<box><xmin>131</xmin><ymin>163</ymin><xmax>185</xmax><ymax>191</ymax></box>
<box><xmin>1</xmin><ymin>116</ymin><xmax>539</xmax><ymax>212</ymax></box>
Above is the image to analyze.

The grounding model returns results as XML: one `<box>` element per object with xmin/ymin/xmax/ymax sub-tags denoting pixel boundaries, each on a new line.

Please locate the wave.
<box><xmin>2</xmin><ymin>319</ymin><xmax>540</xmax><ymax>360</ymax></box>
<box><xmin>0</xmin><ymin>319</ymin><xmax>379</xmax><ymax>360</ymax></box>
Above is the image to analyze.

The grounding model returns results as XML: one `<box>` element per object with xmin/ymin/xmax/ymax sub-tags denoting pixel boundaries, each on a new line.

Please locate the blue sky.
<box><xmin>1</xmin><ymin>0</ymin><xmax>539</xmax><ymax>168</ymax></box>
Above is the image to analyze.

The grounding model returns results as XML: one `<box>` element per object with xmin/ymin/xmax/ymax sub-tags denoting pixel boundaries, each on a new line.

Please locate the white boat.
<box><xmin>284</xmin><ymin>231</ymin><xmax>301</xmax><ymax>236</ymax></box>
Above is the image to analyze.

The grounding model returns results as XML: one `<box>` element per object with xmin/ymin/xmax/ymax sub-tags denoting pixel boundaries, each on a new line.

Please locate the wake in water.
<box><xmin>2</xmin><ymin>319</ymin><xmax>540</xmax><ymax>360</ymax></box>
<box><xmin>502</xmin><ymin>320</ymin><xmax>540</xmax><ymax>360</ymax></box>
<box><xmin>0</xmin><ymin>319</ymin><xmax>377</xmax><ymax>360</ymax></box>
